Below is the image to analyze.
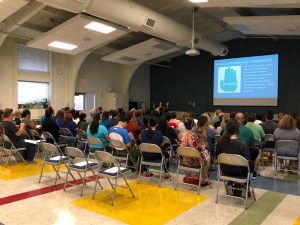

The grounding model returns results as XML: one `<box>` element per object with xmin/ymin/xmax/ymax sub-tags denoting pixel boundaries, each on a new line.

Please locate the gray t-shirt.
<box><xmin>273</xmin><ymin>128</ymin><xmax>300</xmax><ymax>142</ymax></box>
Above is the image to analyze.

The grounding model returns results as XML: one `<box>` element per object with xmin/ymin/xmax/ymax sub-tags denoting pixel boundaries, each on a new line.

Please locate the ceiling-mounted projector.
<box><xmin>186</xmin><ymin>48</ymin><xmax>199</xmax><ymax>56</ymax></box>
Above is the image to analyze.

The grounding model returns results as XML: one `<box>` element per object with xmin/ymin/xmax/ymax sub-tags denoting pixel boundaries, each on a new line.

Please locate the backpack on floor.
<box><xmin>183</xmin><ymin>173</ymin><xmax>200</xmax><ymax>185</ymax></box>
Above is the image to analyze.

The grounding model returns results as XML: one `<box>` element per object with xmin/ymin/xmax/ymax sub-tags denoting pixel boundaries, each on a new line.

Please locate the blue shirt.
<box><xmin>140</xmin><ymin>129</ymin><xmax>163</xmax><ymax>146</ymax></box>
<box><xmin>87</xmin><ymin>124</ymin><xmax>108</xmax><ymax>148</ymax></box>
<box><xmin>108</xmin><ymin>126</ymin><xmax>131</xmax><ymax>145</ymax></box>
<box><xmin>101</xmin><ymin>119</ymin><xmax>110</xmax><ymax>129</ymax></box>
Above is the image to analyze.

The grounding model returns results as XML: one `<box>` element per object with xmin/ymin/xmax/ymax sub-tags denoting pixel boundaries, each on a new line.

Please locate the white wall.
<box><xmin>129</xmin><ymin>64</ymin><xmax>150</xmax><ymax>110</ymax></box>
<box><xmin>0</xmin><ymin>38</ymin><xmax>73</xmax><ymax>113</ymax></box>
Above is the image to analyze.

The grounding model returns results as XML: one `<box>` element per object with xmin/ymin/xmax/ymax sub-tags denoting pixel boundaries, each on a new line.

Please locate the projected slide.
<box><xmin>213</xmin><ymin>54</ymin><xmax>278</xmax><ymax>106</ymax></box>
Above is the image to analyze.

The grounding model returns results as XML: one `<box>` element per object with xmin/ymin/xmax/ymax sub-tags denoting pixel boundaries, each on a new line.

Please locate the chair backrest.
<box><xmin>162</xmin><ymin>136</ymin><xmax>172</xmax><ymax>148</ymax></box>
<box><xmin>22</xmin><ymin>130</ymin><xmax>31</xmax><ymax>139</ymax></box>
<box><xmin>110</xmin><ymin>139</ymin><xmax>127</xmax><ymax>151</ymax></box>
<box><xmin>43</xmin><ymin>131</ymin><xmax>56</xmax><ymax>143</ymax></box>
<box><xmin>30</xmin><ymin>129</ymin><xmax>41</xmax><ymax>140</ymax></box>
<box><xmin>254</xmin><ymin>138</ymin><xmax>262</xmax><ymax>149</ymax></box>
<box><xmin>218</xmin><ymin>153</ymin><xmax>249</xmax><ymax>167</ymax></box>
<box><xmin>177</xmin><ymin>146</ymin><xmax>201</xmax><ymax>158</ymax></box>
<box><xmin>41</xmin><ymin>142</ymin><xmax>60</xmax><ymax>155</ymax></box>
<box><xmin>87</xmin><ymin>137</ymin><xmax>103</xmax><ymax>146</ymax></box>
<box><xmin>65</xmin><ymin>147</ymin><xmax>85</xmax><ymax>158</ymax></box>
<box><xmin>1</xmin><ymin>134</ymin><xmax>15</xmax><ymax>149</ymax></box>
<box><xmin>76</xmin><ymin>129</ymin><xmax>87</xmax><ymax>139</ymax></box>
<box><xmin>95</xmin><ymin>150</ymin><xmax>117</xmax><ymax>164</ymax></box>
<box><xmin>109</xmin><ymin>132</ymin><xmax>124</xmax><ymax>142</ymax></box>
<box><xmin>264</xmin><ymin>134</ymin><xmax>274</xmax><ymax>142</ymax></box>
<box><xmin>60</xmin><ymin>128</ymin><xmax>73</xmax><ymax>137</ymax></box>
<box><xmin>139</xmin><ymin>143</ymin><xmax>162</xmax><ymax>154</ymax></box>
<box><xmin>275</xmin><ymin>140</ymin><xmax>299</xmax><ymax>153</ymax></box>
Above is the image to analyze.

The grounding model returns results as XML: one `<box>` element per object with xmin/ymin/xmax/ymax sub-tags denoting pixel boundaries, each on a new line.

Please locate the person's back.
<box><xmin>245</xmin><ymin>114</ymin><xmax>265</xmax><ymax>141</ymax></box>
<box><xmin>261</xmin><ymin>110</ymin><xmax>277</xmax><ymax>134</ymax></box>
<box><xmin>87</xmin><ymin>124</ymin><xmax>108</xmax><ymax>148</ymax></box>
<box><xmin>0</xmin><ymin>120</ymin><xmax>23</xmax><ymax>144</ymax></box>
<box><xmin>42</xmin><ymin>117</ymin><xmax>60</xmax><ymax>142</ymax></box>
<box><xmin>141</xmin><ymin>129</ymin><xmax>163</xmax><ymax>146</ymax></box>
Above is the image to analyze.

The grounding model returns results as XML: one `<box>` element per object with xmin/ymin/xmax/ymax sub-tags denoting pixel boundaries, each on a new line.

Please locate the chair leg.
<box><xmin>159</xmin><ymin>160</ymin><xmax>163</xmax><ymax>187</ymax></box>
<box><xmin>92</xmin><ymin>175</ymin><xmax>99</xmax><ymax>199</ymax></box>
<box><xmin>197</xmin><ymin>169</ymin><xmax>202</xmax><ymax>195</ymax></box>
<box><xmin>111</xmin><ymin>178</ymin><xmax>118</xmax><ymax>206</ymax></box>
<box><xmin>38</xmin><ymin>163</ymin><xmax>45</xmax><ymax>183</ymax></box>
<box><xmin>138</xmin><ymin>160</ymin><xmax>142</xmax><ymax>184</ymax></box>
<box><xmin>81</xmin><ymin>170</ymin><xmax>87</xmax><ymax>196</ymax></box>
<box><xmin>175</xmin><ymin>164</ymin><xmax>179</xmax><ymax>190</ymax></box>
<box><xmin>122</xmin><ymin>175</ymin><xmax>135</xmax><ymax>198</ymax></box>
<box><xmin>274</xmin><ymin>154</ymin><xmax>277</xmax><ymax>176</ymax></box>
<box><xmin>245</xmin><ymin>174</ymin><xmax>250</xmax><ymax>210</ymax></box>
<box><xmin>64</xmin><ymin>168</ymin><xmax>70</xmax><ymax>191</ymax></box>
<box><xmin>250</xmin><ymin>179</ymin><xmax>256</xmax><ymax>201</ymax></box>
<box><xmin>215</xmin><ymin>171</ymin><xmax>220</xmax><ymax>203</ymax></box>
<box><xmin>91</xmin><ymin>169</ymin><xmax>103</xmax><ymax>189</ymax></box>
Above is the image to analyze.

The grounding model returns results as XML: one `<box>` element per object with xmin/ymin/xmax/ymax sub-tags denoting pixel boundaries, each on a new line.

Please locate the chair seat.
<box><xmin>46</xmin><ymin>156</ymin><xmax>70</xmax><ymax>163</ymax></box>
<box><xmin>220</xmin><ymin>174</ymin><xmax>248</xmax><ymax>183</ymax></box>
<box><xmin>70</xmin><ymin>161</ymin><xmax>98</xmax><ymax>169</ymax></box>
<box><xmin>100</xmin><ymin>167</ymin><xmax>130</xmax><ymax>176</ymax></box>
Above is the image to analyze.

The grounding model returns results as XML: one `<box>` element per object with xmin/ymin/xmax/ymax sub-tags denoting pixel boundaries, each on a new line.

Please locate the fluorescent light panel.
<box><xmin>48</xmin><ymin>41</ymin><xmax>78</xmax><ymax>50</ymax></box>
<box><xmin>189</xmin><ymin>0</ymin><xmax>208</xmax><ymax>2</ymax></box>
<box><xmin>84</xmin><ymin>21</ymin><xmax>116</xmax><ymax>34</ymax></box>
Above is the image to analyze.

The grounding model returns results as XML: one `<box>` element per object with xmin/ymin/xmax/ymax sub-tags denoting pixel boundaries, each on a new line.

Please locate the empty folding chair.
<box><xmin>1</xmin><ymin>134</ymin><xmax>26</xmax><ymax>166</ymax></box>
<box><xmin>175</xmin><ymin>146</ymin><xmax>211</xmax><ymax>194</ymax></box>
<box><xmin>110</xmin><ymin>139</ymin><xmax>138</xmax><ymax>171</ymax></box>
<box><xmin>274</xmin><ymin>140</ymin><xmax>300</xmax><ymax>178</ymax></box>
<box><xmin>92</xmin><ymin>151</ymin><xmax>135</xmax><ymax>206</ymax></box>
<box><xmin>39</xmin><ymin>142</ymin><xmax>74</xmax><ymax>185</ymax></box>
<box><xmin>64</xmin><ymin>147</ymin><xmax>100</xmax><ymax>196</ymax></box>
<box><xmin>215</xmin><ymin>153</ymin><xmax>256</xmax><ymax>210</ymax></box>
<box><xmin>138</xmin><ymin>143</ymin><xmax>169</xmax><ymax>186</ymax></box>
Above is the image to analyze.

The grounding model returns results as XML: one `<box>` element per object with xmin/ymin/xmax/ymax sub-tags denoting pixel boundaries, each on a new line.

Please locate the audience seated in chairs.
<box><xmin>158</xmin><ymin>117</ymin><xmax>178</xmax><ymax>148</ymax></box>
<box><xmin>77</xmin><ymin>112</ymin><xmax>89</xmax><ymax>132</ymax></box>
<box><xmin>140</xmin><ymin>115</ymin><xmax>170</xmax><ymax>178</ymax></box>
<box><xmin>245</xmin><ymin>113</ymin><xmax>265</xmax><ymax>141</ymax></box>
<box><xmin>125</xmin><ymin>113</ymin><xmax>141</xmax><ymax>143</ymax></box>
<box><xmin>197</xmin><ymin>116</ymin><xmax>215</xmax><ymax>153</ymax></box>
<box><xmin>86</xmin><ymin>113</ymin><xmax>110</xmax><ymax>152</ymax></box>
<box><xmin>178</xmin><ymin>117</ymin><xmax>210</xmax><ymax>186</ymax></box>
<box><xmin>260</xmin><ymin>110</ymin><xmax>278</xmax><ymax>135</ymax></box>
<box><xmin>42</xmin><ymin>108</ymin><xmax>60</xmax><ymax>144</ymax></box>
<box><xmin>0</xmin><ymin>108</ymin><xmax>36</xmax><ymax>163</ymax></box>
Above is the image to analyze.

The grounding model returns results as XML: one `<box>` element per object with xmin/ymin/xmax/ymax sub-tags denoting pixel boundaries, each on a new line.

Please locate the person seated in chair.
<box><xmin>0</xmin><ymin>108</ymin><xmax>36</xmax><ymax>163</ymax></box>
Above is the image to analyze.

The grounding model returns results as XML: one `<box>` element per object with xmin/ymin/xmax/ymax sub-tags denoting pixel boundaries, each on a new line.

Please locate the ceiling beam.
<box><xmin>0</xmin><ymin>1</ymin><xmax>46</xmax><ymax>46</ymax></box>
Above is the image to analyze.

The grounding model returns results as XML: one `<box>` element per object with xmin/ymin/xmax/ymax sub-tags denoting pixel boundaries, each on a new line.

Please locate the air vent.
<box><xmin>153</xmin><ymin>43</ymin><xmax>173</xmax><ymax>50</ymax></box>
<box><xmin>118</xmin><ymin>56</ymin><xmax>137</xmax><ymax>62</ymax></box>
<box><xmin>144</xmin><ymin>17</ymin><xmax>156</xmax><ymax>28</ymax></box>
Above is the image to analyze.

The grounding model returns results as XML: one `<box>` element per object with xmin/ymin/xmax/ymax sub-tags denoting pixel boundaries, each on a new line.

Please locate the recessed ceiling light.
<box><xmin>84</xmin><ymin>21</ymin><xmax>116</xmax><ymax>34</ymax></box>
<box><xmin>48</xmin><ymin>41</ymin><xmax>78</xmax><ymax>50</ymax></box>
<box><xmin>189</xmin><ymin>0</ymin><xmax>208</xmax><ymax>3</ymax></box>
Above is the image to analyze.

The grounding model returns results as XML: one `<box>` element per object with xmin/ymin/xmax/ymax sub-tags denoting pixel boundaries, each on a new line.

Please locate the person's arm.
<box><xmin>15</xmin><ymin>123</ymin><xmax>25</xmax><ymax>136</ymax></box>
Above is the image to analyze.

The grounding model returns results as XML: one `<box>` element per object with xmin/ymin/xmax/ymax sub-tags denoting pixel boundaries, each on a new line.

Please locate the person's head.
<box><xmin>198</xmin><ymin>116</ymin><xmax>208</xmax><ymax>128</ymax></box>
<box><xmin>148</xmin><ymin>116</ymin><xmax>159</xmax><ymax>128</ymax></box>
<box><xmin>110</xmin><ymin>110</ymin><xmax>119</xmax><ymax>118</ymax></box>
<box><xmin>229</xmin><ymin>112</ymin><xmax>236</xmax><ymax>119</ymax></box>
<box><xmin>70</xmin><ymin>109</ymin><xmax>78</xmax><ymax>119</ymax></box>
<box><xmin>64</xmin><ymin>107</ymin><xmax>70</xmax><ymax>113</ymax></box>
<box><xmin>117</xmin><ymin>113</ymin><xmax>131</xmax><ymax>127</ymax></box>
<box><xmin>45</xmin><ymin>108</ymin><xmax>53</xmax><ymax>119</ymax></box>
<box><xmin>278</xmin><ymin>115</ymin><xmax>296</xmax><ymax>130</ymax></box>
<box><xmin>21</xmin><ymin>109</ymin><xmax>31</xmax><ymax>119</ymax></box>
<box><xmin>56</xmin><ymin>110</ymin><xmax>64</xmax><ymax>120</ymax></box>
<box><xmin>14</xmin><ymin>110</ymin><xmax>21</xmax><ymax>119</ymax></box>
<box><xmin>222</xmin><ymin>119</ymin><xmax>240</xmax><ymax>142</ymax></box>
<box><xmin>265</xmin><ymin>110</ymin><xmax>274</xmax><ymax>121</ymax></box>
<box><xmin>183</xmin><ymin>118</ymin><xmax>195</xmax><ymax>130</ymax></box>
<box><xmin>214</xmin><ymin>109</ymin><xmax>222</xmax><ymax>117</ymax></box>
<box><xmin>2</xmin><ymin>108</ymin><xmax>14</xmax><ymax>121</ymax></box>
<box><xmin>221</xmin><ymin>113</ymin><xmax>231</xmax><ymax>128</ymax></box>
<box><xmin>170</xmin><ymin>111</ymin><xmax>177</xmax><ymax>119</ymax></box>
<box><xmin>78</xmin><ymin>112</ymin><xmax>86</xmax><ymax>122</ymax></box>
<box><xmin>101</xmin><ymin>111</ymin><xmax>109</xmax><ymax>121</ymax></box>
<box><xmin>235</xmin><ymin>112</ymin><xmax>245</xmax><ymax>124</ymax></box>
<box><xmin>278</xmin><ymin>113</ymin><xmax>285</xmax><ymax>120</ymax></box>
<box><xmin>164</xmin><ymin>111</ymin><xmax>172</xmax><ymax>121</ymax></box>
<box><xmin>158</xmin><ymin>117</ymin><xmax>168</xmax><ymax>131</ymax></box>
<box><xmin>201</xmin><ymin>113</ymin><xmax>211</xmax><ymax>122</ymax></box>
<box><xmin>189</xmin><ymin>112</ymin><xmax>195</xmax><ymax>119</ymax></box>
<box><xmin>246</xmin><ymin>113</ymin><xmax>255</xmax><ymax>123</ymax></box>
<box><xmin>90</xmin><ymin>113</ymin><xmax>101</xmax><ymax>135</ymax></box>
<box><xmin>65</xmin><ymin>113</ymin><xmax>73</xmax><ymax>121</ymax></box>
<box><xmin>135</xmin><ymin>110</ymin><xmax>141</xmax><ymax>118</ymax></box>
<box><xmin>89</xmin><ymin>108</ymin><xmax>96</xmax><ymax>118</ymax></box>
<box><xmin>0</xmin><ymin>109</ymin><xmax>3</xmax><ymax>120</ymax></box>
<box><xmin>256</xmin><ymin>113</ymin><xmax>264</xmax><ymax>122</ymax></box>
<box><xmin>296</xmin><ymin>116</ymin><xmax>300</xmax><ymax>130</ymax></box>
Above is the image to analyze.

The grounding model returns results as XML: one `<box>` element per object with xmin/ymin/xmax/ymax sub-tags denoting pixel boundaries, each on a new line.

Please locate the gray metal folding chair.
<box><xmin>274</xmin><ymin>140</ymin><xmax>300</xmax><ymax>177</ymax></box>
<box><xmin>138</xmin><ymin>143</ymin><xmax>169</xmax><ymax>186</ymax></box>
<box><xmin>30</xmin><ymin>129</ymin><xmax>42</xmax><ymax>140</ymax></box>
<box><xmin>43</xmin><ymin>131</ymin><xmax>67</xmax><ymax>152</ymax></box>
<box><xmin>92</xmin><ymin>151</ymin><xmax>135</xmax><ymax>206</ymax></box>
<box><xmin>162</xmin><ymin>136</ymin><xmax>176</xmax><ymax>163</ymax></box>
<box><xmin>60</xmin><ymin>128</ymin><xmax>74</xmax><ymax>137</ymax></box>
<box><xmin>1</xmin><ymin>134</ymin><xmax>26</xmax><ymax>166</ymax></box>
<box><xmin>39</xmin><ymin>142</ymin><xmax>75</xmax><ymax>185</ymax></box>
<box><xmin>175</xmin><ymin>146</ymin><xmax>211</xmax><ymax>194</ymax></box>
<box><xmin>29</xmin><ymin>129</ymin><xmax>45</xmax><ymax>158</ymax></box>
<box><xmin>87</xmin><ymin>137</ymin><xmax>104</xmax><ymax>159</ymax></box>
<box><xmin>22</xmin><ymin>130</ymin><xmax>31</xmax><ymax>140</ymax></box>
<box><xmin>76</xmin><ymin>129</ymin><xmax>88</xmax><ymax>152</ymax></box>
<box><xmin>215</xmin><ymin>153</ymin><xmax>256</xmax><ymax>210</ymax></box>
<box><xmin>64</xmin><ymin>147</ymin><xmax>100</xmax><ymax>196</ymax></box>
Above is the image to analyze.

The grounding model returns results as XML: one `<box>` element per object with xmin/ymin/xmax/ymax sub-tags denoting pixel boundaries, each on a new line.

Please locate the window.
<box><xmin>18</xmin><ymin>44</ymin><xmax>49</xmax><ymax>72</ymax></box>
<box><xmin>18</xmin><ymin>81</ymin><xmax>49</xmax><ymax>104</ymax></box>
<box><xmin>74</xmin><ymin>94</ymin><xmax>84</xmax><ymax>111</ymax></box>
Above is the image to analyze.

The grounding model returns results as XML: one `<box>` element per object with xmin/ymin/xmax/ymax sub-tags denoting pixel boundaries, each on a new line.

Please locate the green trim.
<box><xmin>229</xmin><ymin>191</ymin><xmax>286</xmax><ymax>225</ymax></box>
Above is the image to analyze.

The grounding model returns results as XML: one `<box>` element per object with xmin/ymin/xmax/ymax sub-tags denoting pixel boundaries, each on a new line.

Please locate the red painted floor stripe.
<box><xmin>0</xmin><ymin>175</ymin><xmax>98</xmax><ymax>206</ymax></box>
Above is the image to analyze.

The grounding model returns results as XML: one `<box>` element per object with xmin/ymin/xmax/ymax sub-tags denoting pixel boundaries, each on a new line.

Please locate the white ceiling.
<box><xmin>224</xmin><ymin>15</ymin><xmax>300</xmax><ymax>36</ymax></box>
<box><xmin>27</xmin><ymin>14</ymin><xmax>129</xmax><ymax>55</ymax></box>
<box><xmin>102</xmin><ymin>38</ymin><xmax>181</xmax><ymax>65</ymax></box>
<box><xmin>0</xmin><ymin>0</ymin><xmax>28</xmax><ymax>23</ymax></box>
<box><xmin>194</xmin><ymin>0</ymin><xmax>300</xmax><ymax>8</ymax></box>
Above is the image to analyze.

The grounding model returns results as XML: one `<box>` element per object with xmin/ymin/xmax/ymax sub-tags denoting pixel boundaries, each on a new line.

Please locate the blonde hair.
<box><xmin>278</xmin><ymin>115</ymin><xmax>296</xmax><ymax>130</ymax></box>
<box><xmin>220</xmin><ymin>113</ymin><xmax>230</xmax><ymax>128</ymax></box>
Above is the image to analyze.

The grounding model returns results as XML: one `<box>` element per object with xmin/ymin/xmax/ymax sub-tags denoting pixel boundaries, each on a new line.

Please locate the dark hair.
<box><xmin>164</xmin><ymin>112</ymin><xmax>171</xmax><ymax>121</ymax></box>
<box><xmin>247</xmin><ymin>113</ymin><xmax>255</xmax><ymax>122</ymax></box>
<box><xmin>222</xmin><ymin>120</ymin><xmax>240</xmax><ymax>142</ymax></box>
<box><xmin>183</xmin><ymin>118</ymin><xmax>194</xmax><ymax>130</ymax></box>
<box><xmin>78</xmin><ymin>112</ymin><xmax>86</xmax><ymax>121</ymax></box>
<box><xmin>143</xmin><ymin>114</ymin><xmax>150</xmax><ymax>127</ymax></box>
<box><xmin>265</xmin><ymin>110</ymin><xmax>274</xmax><ymax>120</ymax></box>
<box><xmin>45</xmin><ymin>108</ymin><xmax>53</xmax><ymax>119</ymax></box>
<box><xmin>56</xmin><ymin>110</ymin><xmax>64</xmax><ymax>120</ymax></box>
<box><xmin>170</xmin><ymin>111</ymin><xmax>177</xmax><ymax>119</ymax></box>
<box><xmin>3</xmin><ymin>108</ymin><xmax>13</xmax><ymax>118</ymax></box>
<box><xmin>64</xmin><ymin>107</ymin><xmax>70</xmax><ymax>113</ymax></box>
<box><xmin>145</xmin><ymin>116</ymin><xmax>159</xmax><ymax>138</ymax></box>
<box><xmin>21</xmin><ymin>109</ymin><xmax>31</xmax><ymax>118</ymax></box>
<box><xmin>198</xmin><ymin>116</ymin><xmax>208</xmax><ymax>127</ymax></box>
<box><xmin>101</xmin><ymin>111</ymin><xmax>109</xmax><ymax>121</ymax></box>
<box><xmin>110</xmin><ymin>110</ymin><xmax>118</xmax><ymax>118</ymax></box>
<box><xmin>90</xmin><ymin>113</ymin><xmax>101</xmax><ymax>135</ymax></box>
<box><xmin>119</xmin><ymin>113</ymin><xmax>131</xmax><ymax>123</ymax></box>
<box><xmin>255</xmin><ymin>113</ymin><xmax>264</xmax><ymax>121</ymax></box>
<box><xmin>229</xmin><ymin>112</ymin><xmax>236</xmax><ymax>119</ymax></box>
<box><xmin>158</xmin><ymin>117</ymin><xmax>168</xmax><ymax>131</ymax></box>
<box><xmin>135</xmin><ymin>110</ymin><xmax>141</xmax><ymax>118</ymax></box>
<box><xmin>70</xmin><ymin>109</ymin><xmax>79</xmax><ymax>119</ymax></box>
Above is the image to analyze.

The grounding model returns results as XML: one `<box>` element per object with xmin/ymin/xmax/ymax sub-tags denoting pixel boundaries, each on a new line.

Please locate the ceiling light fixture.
<box><xmin>84</xmin><ymin>21</ymin><xmax>116</xmax><ymax>34</ymax></box>
<box><xmin>189</xmin><ymin>0</ymin><xmax>208</xmax><ymax>3</ymax></box>
<box><xmin>48</xmin><ymin>41</ymin><xmax>78</xmax><ymax>50</ymax></box>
